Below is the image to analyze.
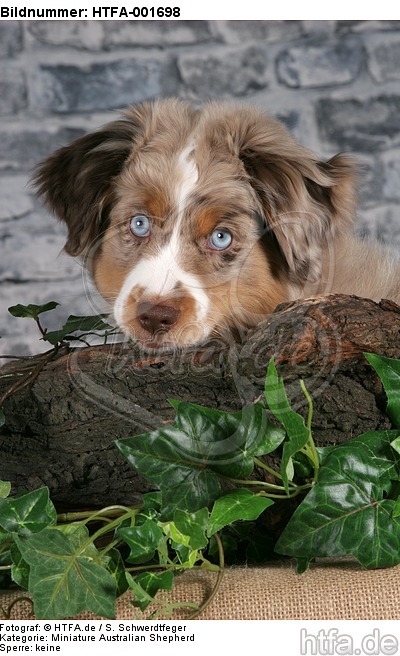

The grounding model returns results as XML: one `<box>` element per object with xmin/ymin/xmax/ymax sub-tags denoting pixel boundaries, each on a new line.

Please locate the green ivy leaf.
<box><xmin>107</xmin><ymin>548</ymin><xmax>129</xmax><ymax>597</ymax></box>
<box><xmin>275</xmin><ymin>430</ymin><xmax>400</xmax><ymax>569</ymax></box>
<box><xmin>161</xmin><ymin>521</ymin><xmax>190</xmax><ymax>546</ymax></box>
<box><xmin>173</xmin><ymin>508</ymin><xmax>209</xmax><ymax>550</ymax></box>
<box><xmin>8</xmin><ymin>301</ymin><xmax>59</xmax><ymax>320</ymax></box>
<box><xmin>0</xmin><ymin>481</ymin><xmax>11</xmax><ymax>499</ymax></box>
<box><xmin>207</xmin><ymin>489</ymin><xmax>273</xmax><ymax>536</ymax></box>
<box><xmin>264</xmin><ymin>359</ymin><xmax>310</xmax><ymax>492</ymax></box>
<box><xmin>15</xmin><ymin>529</ymin><xmax>116</xmax><ymax>619</ymax></box>
<box><xmin>168</xmin><ymin>399</ymin><xmax>271</xmax><ymax>478</ymax></box>
<box><xmin>43</xmin><ymin>314</ymin><xmax>113</xmax><ymax>345</ymax></box>
<box><xmin>365</xmin><ymin>353</ymin><xmax>400</xmax><ymax>427</ymax></box>
<box><xmin>118</xmin><ymin>519</ymin><xmax>164</xmax><ymax>564</ymax></box>
<box><xmin>116</xmin><ymin>426</ymin><xmax>220</xmax><ymax>518</ymax></box>
<box><xmin>127</xmin><ymin>570</ymin><xmax>174</xmax><ymax>611</ymax></box>
<box><xmin>116</xmin><ymin>401</ymin><xmax>273</xmax><ymax>517</ymax></box>
<box><xmin>264</xmin><ymin>359</ymin><xmax>309</xmax><ymax>440</ymax></box>
<box><xmin>10</xmin><ymin>542</ymin><xmax>30</xmax><ymax>589</ymax></box>
<box><xmin>393</xmin><ymin>496</ymin><xmax>400</xmax><ymax>518</ymax></box>
<box><xmin>55</xmin><ymin>525</ymin><xmax>127</xmax><ymax>594</ymax></box>
<box><xmin>0</xmin><ymin>527</ymin><xmax>12</xmax><ymax>587</ymax></box>
<box><xmin>296</xmin><ymin>558</ymin><xmax>312</xmax><ymax>574</ymax></box>
<box><xmin>125</xmin><ymin>573</ymin><xmax>154</xmax><ymax>612</ymax></box>
<box><xmin>55</xmin><ymin>524</ymin><xmax>103</xmax><ymax>563</ymax></box>
<box><xmin>139</xmin><ymin>491</ymin><xmax>162</xmax><ymax>521</ymax></box>
<box><xmin>0</xmin><ymin>488</ymin><xmax>57</xmax><ymax>536</ymax></box>
<box><xmin>253</xmin><ymin>423</ymin><xmax>286</xmax><ymax>457</ymax></box>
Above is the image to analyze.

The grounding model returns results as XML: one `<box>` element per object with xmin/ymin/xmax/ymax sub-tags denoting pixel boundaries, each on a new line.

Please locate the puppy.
<box><xmin>34</xmin><ymin>98</ymin><xmax>400</xmax><ymax>351</ymax></box>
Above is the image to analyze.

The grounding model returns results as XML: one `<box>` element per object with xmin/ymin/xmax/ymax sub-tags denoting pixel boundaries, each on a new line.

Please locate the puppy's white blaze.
<box><xmin>114</xmin><ymin>141</ymin><xmax>211</xmax><ymax>332</ymax></box>
<box><xmin>176</xmin><ymin>144</ymin><xmax>198</xmax><ymax>218</ymax></box>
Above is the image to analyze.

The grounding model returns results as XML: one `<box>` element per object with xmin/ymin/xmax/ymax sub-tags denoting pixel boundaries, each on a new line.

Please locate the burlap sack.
<box><xmin>1</xmin><ymin>561</ymin><xmax>399</xmax><ymax>620</ymax></box>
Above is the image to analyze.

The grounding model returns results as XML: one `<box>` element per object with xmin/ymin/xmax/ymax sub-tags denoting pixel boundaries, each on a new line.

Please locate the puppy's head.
<box><xmin>34</xmin><ymin>99</ymin><xmax>357</xmax><ymax>351</ymax></box>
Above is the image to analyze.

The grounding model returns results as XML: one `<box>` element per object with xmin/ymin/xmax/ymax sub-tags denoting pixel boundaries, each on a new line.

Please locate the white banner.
<box><xmin>0</xmin><ymin>620</ymin><xmax>400</xmax><ymax>656</ymax></box>
<box><xmin>1</xmin><ymin>1</ymin><xmax>400</xmax><ymax>20</ymax></box>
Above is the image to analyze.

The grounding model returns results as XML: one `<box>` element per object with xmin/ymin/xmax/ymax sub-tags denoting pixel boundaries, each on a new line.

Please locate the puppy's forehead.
<box><xmin>175</xmin><ymin>143</ymin><xmax>198</xmax><ymax>214</ymax></box>
<box><xmin>116</xmin><ymin>109</ymin><xmax>256</xmax><ymax>230</ymax></box>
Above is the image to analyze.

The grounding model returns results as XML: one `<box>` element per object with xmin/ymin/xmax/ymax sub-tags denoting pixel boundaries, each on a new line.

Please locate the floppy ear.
<box><xmin>33</xmin><ymin>109</ymin><xmax>147</xmax><ymax>256</ymax></box>
<box><xmin>231</xmin><ymin>112</ymin><xmax>358</xmax><ymax>283</ymax></box>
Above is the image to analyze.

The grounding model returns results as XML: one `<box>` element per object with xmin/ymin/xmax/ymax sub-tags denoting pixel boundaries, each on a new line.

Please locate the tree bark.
<box><xmin>1</xmin><ymin>293</ymin><xmax>399</xmax><ymax>510</ymax></box>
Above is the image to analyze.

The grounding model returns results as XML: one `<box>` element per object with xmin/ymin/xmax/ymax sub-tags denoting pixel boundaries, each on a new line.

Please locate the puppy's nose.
<box><xmin>137</xmin><ymin>302</ymin><xmax>180</xmax><ymax>335</ymax></box>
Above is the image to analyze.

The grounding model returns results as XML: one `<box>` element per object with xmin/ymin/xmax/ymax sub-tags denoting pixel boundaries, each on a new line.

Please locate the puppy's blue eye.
<box><xmin>209</xmin><ymin>229</ymin><xmax>233</xmax><ymax>251</ymax></box>
<box><xmin>130</xmin><ymin>214</ymin><xmax>150</xmax><ymax>238</ymax></box>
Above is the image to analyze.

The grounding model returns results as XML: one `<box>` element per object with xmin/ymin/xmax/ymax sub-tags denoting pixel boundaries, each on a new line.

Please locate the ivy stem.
<box><xmin>299</xmin><ymin>379</ymin><xmax>320</xmax><ymax>482</ymax></box>
<box><xmin>76</xmin><ymin>509</ymin><xmax>139</xmax><ymax>558</ymax></box>
<box><xmin>253</xmin><ymin>457</ymin><xmax>297</xmax><ymax>486</ymax></box>
<box><xmin>188</xmin><ymin>533</ymin><xmax>224</xmax><ymax>620</ymax></box>
<box><xmin>126</xmin><ymin>563</ymin><xmax>208</xmax><ymax>574</ymax></box>
<box><xmin>163</xmin><ymin>601</ymin><xmax>199</xmax><ymax>611</ymax></box>
<box><xmin>35</xmin><ymin>317</ymin><xmax>47</xmax><ymax>338</ymax></box>
<box><xmin>57</xmin><ymin>505</ymin><xmax>140</xmax><ymax>524</ymax></box>
<box><xmin>97</xmin><ymin>539</ymin><xmax>121</xmax><ymax>557</ymax></box>
<box><xmin>300</xmin><ymin>379</ymin><xmax>313</xmax><ymax>434</ymax></box>
<box><xmin>223</xmin><ymin>476</ymin><xmax>290</xmax><ymax>493</ymax></box>
<box><xmin>258</xmin><ymin>484</ymin><xmax>312</xmax><ymax>500</ymax></box>
<box><xmin>0</xmin><ymin>597</ymin><xmax>34</xmax><ymax>620</ymax></box>
<box><xmin>254</xmin><ymin>458</ymin><xmax>298</xmax><ymax>489</ymax></box>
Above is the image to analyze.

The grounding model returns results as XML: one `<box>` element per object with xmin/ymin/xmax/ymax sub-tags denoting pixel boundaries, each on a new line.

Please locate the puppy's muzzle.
<box><xmin>137</xmin><ymin>301</ymin><xmax>181</xmax><ymax>335</ymax></box>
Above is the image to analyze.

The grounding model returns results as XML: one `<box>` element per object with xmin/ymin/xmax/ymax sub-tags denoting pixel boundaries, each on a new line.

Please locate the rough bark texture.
<box><xmin>1</xmin><ymin>294</ymin><xmax>399</xmax><ymax>510</ymax></box>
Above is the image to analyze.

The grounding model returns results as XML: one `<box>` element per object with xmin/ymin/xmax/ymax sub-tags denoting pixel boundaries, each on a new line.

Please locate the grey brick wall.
<box><xmin>1</xmin><ymin>19</ymin><xmax>400</xmax><ymax>355</ymax></box>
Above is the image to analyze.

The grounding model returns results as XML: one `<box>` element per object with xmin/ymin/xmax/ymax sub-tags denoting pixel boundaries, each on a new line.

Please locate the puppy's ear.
<box><xmin>232</xmin><ymin>113</ymin><xmax>358</xmax><ymax>282</ymax></box>
<box><xmin>33</xmin><ymin>110</ymin><xmax>147</xmax><ymax>256</ymax></box>
<box><xmin>264</xmin><ymin>153</ymin><xmax>357</xmax><ymax>283</ymax></box>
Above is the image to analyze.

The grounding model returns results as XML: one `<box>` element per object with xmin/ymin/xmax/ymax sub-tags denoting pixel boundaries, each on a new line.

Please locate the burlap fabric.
<box><xmin>1</xmin><ymin>561</ymin><xmax>399</xmax><ymax>620</ymax></box>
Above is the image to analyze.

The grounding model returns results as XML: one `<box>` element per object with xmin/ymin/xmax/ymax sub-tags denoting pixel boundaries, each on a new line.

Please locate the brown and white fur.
<box><xmin>34</xmin><ymin>98</ymin><xmax>400</xmax><ymax>351</ymax></box>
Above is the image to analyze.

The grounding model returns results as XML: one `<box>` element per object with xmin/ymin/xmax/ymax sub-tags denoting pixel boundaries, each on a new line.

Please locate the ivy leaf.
<box><xmin>264</xmin><ymin>359</ymin><xmax>310</xmax><ymax>492</ymax></box>
<box><xmin>117</xmin><ymin>426</ymin><xmax>222</xmax><ymax>518</ymax></box>
<box><xmin>0</xmin><ymin>535</ymin><xmax>12</xmax><ymax>589</ymax></box>
<box><xmin>43</xmin><ymin>314</ymin><xmax>113</xmax><ymax>345</ymax></box>
<box><xmin>161</xmin><ymin>521</ymin><xmax>190</xmax><ymax>547</ymax></box>
<box><xmin>116</xmin><ymin>400</ymin><xmax>273</xmax><ymax>517</ymax></box>
<box><xmin>14</xmin><ymin>529</ymin><xmax>116</xmax><ymax>619</ymax></box>
<box><xmin>168</xmin><ymin>399</ymin><xmax>271</xmax><ymax>478</ymax></box>
<box><xmin>393</xmin><ymin>496</ymin><xmax>400</xmax><ymax>518</ymax></box>
<box><xmin>173</xmin><ymin>508</ymin><xmax>209</xmax><ymax>550</ymax></box>
<box><xmin>107</xmin><ymin>548</ymin><xmax>129</xmax><ymax>597</ymax></box>
<box><xmin>0</xmin><ymin>409</ymin><xmax>5</xmax><ymax>428</ymax></box>
<box><xmin>0</xmin><ymin>488</ymin><xmax>57</xmax><ymax>537</ymax></box>
<box><xmin>139</xmin><ymin>491</ymin><xmax>162</xmax><ymax>521</ymax></box>
<box><xmin>207</xmin><ymin>489</ymin><xmax>274</xmax><ymax>536</ymax></box>
<box><xmin>0</xmin><ymin>481</ymin><xmax>11</xmax><ymax>499</ymax></box>
<box><xmin>296</xmin><ymin>558</ymin><xmax>312</xmax><ymax>574</ymax></box>
<box><xmin>126</xmin><ymin>570</ymin><xmax>174</xmax><ymax>612</ymax></box>
<box><xmin>8</xmin><ymin>301</ymin><xmax>59</xmax><ymax>319</ymax></box>
<box><xmin>10</xmin><ymin>542</ymin><xmax>30</xmax><ymax>589</ymax></box>
<box><xmin>365</xmin><ymin>353</ymin><xmax>400</xmax><ymax>427</ymax></box>
<box><xmin>57</xmin><ymin>525</ymin><xmax>128</xmax><ymax>595</ymax></box>
<box><xmin>125</xmin><ymin>573</ymin><xmax>154</xmax><ymax>612</ymax></box>
<box><xmin>118</xmin><ymin>519</ymin><xmax>163</xmax><ymax>564</ymax></box>
<box><xmin>55</xmin><ymin>523</ymin><xmax>103</xmax><ymax>563</ymax></box>
<box><xmin>275</xmin><ymin>430</ymin><xmax>400</xmax><ymax>569</ymax></box>
<box><xmin>253</xmin><ymin>423</ymin><xmax>286</xmax><ymax>457</ymax></box>
<box><xmin>264</xmin><ymin>359</ymin><xmax>309</xmax><ymax>441</ymax></box>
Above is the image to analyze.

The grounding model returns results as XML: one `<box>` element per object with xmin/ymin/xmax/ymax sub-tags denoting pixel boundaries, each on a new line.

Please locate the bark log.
<box><xmin>1</xmin><ymin>293</ymin><xmax>399</xmax><ymax>510</ymax></box>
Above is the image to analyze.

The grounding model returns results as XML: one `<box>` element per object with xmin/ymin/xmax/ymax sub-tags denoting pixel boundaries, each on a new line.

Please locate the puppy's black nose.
<box><xmin>137</xmin><ymin>302</ymin><xmax>180</xmax><ymax>335</ymax></box>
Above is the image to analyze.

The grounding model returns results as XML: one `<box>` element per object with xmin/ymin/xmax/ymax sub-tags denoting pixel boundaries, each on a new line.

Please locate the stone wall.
<box><xmin>1</xmin><ymin>19</ymin><xmax>400</xmax><ymax>354</ymax></box>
